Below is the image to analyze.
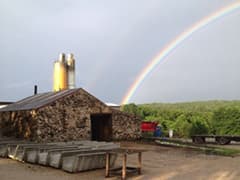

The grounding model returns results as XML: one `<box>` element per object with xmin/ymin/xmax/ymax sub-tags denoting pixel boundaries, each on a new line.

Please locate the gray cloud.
<box><xmin>0</xmin><ymin>0</ymin><xmax>239</xmax><ymax>104</ymax></box>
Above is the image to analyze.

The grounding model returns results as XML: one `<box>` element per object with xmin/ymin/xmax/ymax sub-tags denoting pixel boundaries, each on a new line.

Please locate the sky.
<box><xmin>0</xmin><ymin>0</ymin><xmax>240</xmax><ymax>104</ymax></box>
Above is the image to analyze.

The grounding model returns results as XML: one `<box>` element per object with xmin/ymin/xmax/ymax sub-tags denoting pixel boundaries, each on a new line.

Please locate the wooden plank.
<box><xmin>122</xmin><ymin>154</ymin><xmax>127</xmax><ymax>180</ymax></box>
<box><xmin>106</xmin><ymin>148</ymin><xmax>145</xmax><ymax>179</ymax></box>
<box><xmin>138</xmin><ymin>152</ymin><xmax>142</xmax><ymax>174</ymax></box>
<box><xmin>105</xmin><ymin>153</ymin><xmax>110</xmax><ymax>177</ymax></box>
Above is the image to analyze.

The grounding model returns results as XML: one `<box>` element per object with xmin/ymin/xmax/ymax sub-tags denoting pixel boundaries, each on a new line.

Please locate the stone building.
<box><xmin>0</xmin><ymin>88</ymin><xmax>141</xmax><ymax>142</ymax></box>
<box><xmin>0</xmin><ymin>101</ymin><xmax>13</xmax><ymax>109</ymax></box>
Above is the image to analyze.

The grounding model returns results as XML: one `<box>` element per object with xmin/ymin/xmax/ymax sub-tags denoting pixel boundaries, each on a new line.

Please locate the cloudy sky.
<box><xmin>0</xmin><ymin>0</ymin><xmax>240</xmax><ymax>104</ymax></box>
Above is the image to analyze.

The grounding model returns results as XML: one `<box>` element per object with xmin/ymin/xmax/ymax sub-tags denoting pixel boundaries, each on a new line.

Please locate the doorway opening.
<box><xmin>90</xmin><ymin>114</ymin><xmax>112</xmax><ymax>141</ymax></box>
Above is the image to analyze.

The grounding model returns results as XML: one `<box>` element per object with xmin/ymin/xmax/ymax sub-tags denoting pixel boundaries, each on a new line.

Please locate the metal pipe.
<box><xmin>59</xmin><ymin>53</ymin><xmax>66</xmax><ymax>63</ymax></box>
<box><xmin>66</xmin><ymin>53</ymin><xmax>76</xmax><ymax>89</ymax></box>
<box><xmin>34</xmin><ymin>85</ymin><xmax>38</xmax><ymax>95</ymax></box>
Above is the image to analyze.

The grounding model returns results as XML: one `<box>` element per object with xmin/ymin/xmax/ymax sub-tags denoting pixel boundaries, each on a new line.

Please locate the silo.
<box><xmin>66</xmin><ymin>53</ymin><xmax>76</xmax><ymax>89</ymax></box>
<box><xmin>53</xmin><ymin>53</ymin><xmax>68</xmax><ymax>91</ymax></box>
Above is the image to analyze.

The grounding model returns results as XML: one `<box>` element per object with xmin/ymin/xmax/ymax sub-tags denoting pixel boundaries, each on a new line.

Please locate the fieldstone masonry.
<box><xmin>0</xmin><ymin>88</ymin><xmax>141</xmax><ymax>142</ymax></box>
<box><xmin>112</xmin><ymin>110</ymin><xmax>141</xmax><ymax>140</ymax></box>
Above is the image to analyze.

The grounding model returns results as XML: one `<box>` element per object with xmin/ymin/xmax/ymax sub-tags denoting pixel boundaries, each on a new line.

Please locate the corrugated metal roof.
<box><xmin>0</xmin><ymin>89</ymin><xmax>80</xmax><ymax>112</ymax></box>
<box><xmin>0</xmin><ymin>101</ymin><xmax>13</xmax><ymax>105</ymax></box>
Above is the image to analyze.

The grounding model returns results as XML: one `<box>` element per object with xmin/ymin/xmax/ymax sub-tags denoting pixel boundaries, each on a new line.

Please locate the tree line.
<box><xmin>121</xmin><ymin>101</ymin><xmax>240</xmax><ymax>137</ymax></box>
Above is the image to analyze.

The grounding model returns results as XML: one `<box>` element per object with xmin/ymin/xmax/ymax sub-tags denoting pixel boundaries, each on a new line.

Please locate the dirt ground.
<box><xmin>0</xmin><ymin>141</ymin><xmax>240</xmax><ymax>180</ymax></box>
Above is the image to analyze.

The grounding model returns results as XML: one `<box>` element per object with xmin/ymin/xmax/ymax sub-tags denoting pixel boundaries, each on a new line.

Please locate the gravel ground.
<box><xmin>0</xmin><ymin>141</ymin><xmax>240</xmax><ymax>180</ymax></box>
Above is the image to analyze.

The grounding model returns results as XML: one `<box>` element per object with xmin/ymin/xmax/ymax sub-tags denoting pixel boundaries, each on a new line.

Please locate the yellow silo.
<box><xmin>53</xmin><ymin>53</ymin><xmax>68</xmax><ymax>91</ymax></box>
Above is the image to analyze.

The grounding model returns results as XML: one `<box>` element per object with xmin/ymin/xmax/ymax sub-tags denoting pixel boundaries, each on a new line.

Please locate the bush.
<box><xmin>189</xmin><ymin>120</ymin><xmax>209</xmax><ymax>136</ymax></box>
<box><xmin>212</xmin><ymin>107</ymin><xmax>240</xmax><ymax>135</ymax></box>
<box><xmin>122</xmin><ymin>101</ymin><xmax>240</xmax><ymax>138</ymax></box>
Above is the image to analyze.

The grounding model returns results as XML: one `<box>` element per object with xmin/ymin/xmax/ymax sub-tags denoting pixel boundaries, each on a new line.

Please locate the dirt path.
<box><xmin>0</xmin><ymin>142</ymin><xmax>240</xmax><ymax>180</ymax></box>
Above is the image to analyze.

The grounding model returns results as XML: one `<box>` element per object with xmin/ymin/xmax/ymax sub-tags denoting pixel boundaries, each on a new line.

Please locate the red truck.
<box><xmin>141</xmin><ymin>122</ymin><xmax>158</xmax><ymax>132</ymax></box>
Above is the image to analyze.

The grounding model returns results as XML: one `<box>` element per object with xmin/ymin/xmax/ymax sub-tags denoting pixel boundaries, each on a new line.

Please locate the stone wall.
<box><xmin>0</xmin><ymin>110</ymin><xmax>37</xmax><ymax>139</ymax></box>
<box><xmin>34</xmin><ymin>89</ymin><xmax>111</xmax><ymax>142</ymax></box>
<box><xmin>0</xmin><ymin>89</ymin><xmax>141</xmax><ymax>142</ymax></box>
<box><xmin>112</xmin><ymin>110</ymin><xmax>141</xmax><ymax>140</ymax></box>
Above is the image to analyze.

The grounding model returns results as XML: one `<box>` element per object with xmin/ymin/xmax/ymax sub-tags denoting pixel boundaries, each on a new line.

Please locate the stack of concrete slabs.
<box><xmin>0</xmin><ymin>140</ymin><xmax>26</xmax><ymax>158</ymax></box>
<box><xmin>62</xmin><ymin>152</ymin><xmax>106</xmax><ymax>172</ymax></box>
<box><xmin>0</xmin><ymin>140</ymin><xmax>120</xmax><ymax>173</ymax></box>
<box><xmin>26</xmin><ymin>145</ymin><xmax>80</xmax><ymax>164</ymax></box>
<box><xmin>55</xmin><ymin>143</ymin><xmax>120</xmax><ymax>171</ymax></box>
<box><xmin>48</xmin><ymin>146</ymin><xmax>94</xmax><ymax>168</ymax></box>
<box><xmin>0</xmin><ymin>140</ymin><xmax>24</xmax><ymax>157</ymax></box>
<box><xmin>62</xmin><ymin>150</ymin><xmax>118</xmax><ymax>173</ymax></box>
<box><xmin>8</xmin><ymin>143</ymin><xmax>53</xmax><ymax>161</ymax></box>
<box><xmin>38</xmin><ymin>145</ymin><xmax>92</xmax><ymax>166</ymax></box>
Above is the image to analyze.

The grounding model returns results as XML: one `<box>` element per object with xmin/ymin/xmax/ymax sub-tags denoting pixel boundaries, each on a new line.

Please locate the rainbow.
<box><xmin>121</xmin><ymin>2</ymin><xmax>240</xmax><ymax>105</ymax></box>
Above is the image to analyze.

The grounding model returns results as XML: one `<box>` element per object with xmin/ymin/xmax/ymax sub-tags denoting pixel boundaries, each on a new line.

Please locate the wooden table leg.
<box><xmin>138</xmin><ymin>152</ymin><xmax>142</xmax><ymax>174</ymax></box>
<box><xmin>105</xmin><ymin>153</ymin><xmax>110</xmax><ymax>177</ymax></box>
<box><xmin>122</xmin><ymin>154</ymin><xmax>127</xmax><ymax>180</ymax></box>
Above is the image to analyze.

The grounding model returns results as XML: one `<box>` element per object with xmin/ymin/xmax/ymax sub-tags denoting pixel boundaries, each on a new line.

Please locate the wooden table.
<box><xmin>105</xmin><ymin>148</ymin><xmax>145</xmax><ymax>180</ymax></box>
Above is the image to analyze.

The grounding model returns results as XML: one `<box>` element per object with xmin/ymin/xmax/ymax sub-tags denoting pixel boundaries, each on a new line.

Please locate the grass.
<box><xmin>154</xmin><ymin>139</ymin><xmax>240</xmax><ymax>157</ymax></box>
<box><xmin>204</xmin><ymin>147</ymin><xmax>240</xmax><ymax>156</ymax></box>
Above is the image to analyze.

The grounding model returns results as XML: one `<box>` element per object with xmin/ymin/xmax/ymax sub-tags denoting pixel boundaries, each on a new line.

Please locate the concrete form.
<box><xmin>0</xmin><ymin>139</ymin><xmax>120</xmax><ymax>173</ymax></box>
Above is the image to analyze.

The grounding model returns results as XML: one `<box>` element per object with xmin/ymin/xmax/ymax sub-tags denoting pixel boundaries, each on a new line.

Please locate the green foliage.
<box><xmin>172</xmin><ymin>114</ymin><xmax>192</xmax><ymax>137</ymax></box>
<box><xmin>121</xmin><ymin>100</ymin><xmax>240</xmax><ymax>138</ymax></box>
<box><xmin>121</xmin><ymin>103</ymin><xmax>142</xmax><ymax>117</ymax></box>
<box><xmin>189</xmin><ymin>119</ymin><xmax>209</xmax><ymax>136</ymax></box>
<box><xmin>212</xmin><ymin>107</ymin><xmax>240</xmax><ymax>135</ymax></box>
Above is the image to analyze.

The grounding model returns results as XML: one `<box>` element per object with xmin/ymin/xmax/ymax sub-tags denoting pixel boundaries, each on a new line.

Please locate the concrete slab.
<box><xmin>7</xmin><ymin>143</ymin><xmax>38</xmax><ymax>158</ymax></box>
<box><xmin>38</xmin><ymin>147</ymin><xmax>84</xmax><ymax>166</ymax></box>
<box><xmin>8</xmin><ymin>144</ymin><xmax>53</xmax><ymax>161</ymax></box>
<box><xmin>0</xmin><ymin>140</ymin><xmax>121</xmax><ymax>174</ymax></box>
<box><xmin>48</xmin><ymin>146</ymin><xmax>93</xmax><ymax>168</ymax></box>
<box><xmin>26</xmin><ymin>145</ymin><xmax>80</xmax><ymax>164</ymax></box>
<box><xmin>0</xmin><ymin>141</ymin><xmax>27</xmax><ymax>157</ymax></box>
<box><xmin>0</xmin><ymin>145</ymin><xmax>9</xmax><ymax>157</ymax></box>
<box><xmin>62</xmin><ymin>152</ymin><xmax>117</xmax><ymax>173</ymax></box>
<box><xmin>49</xmin><ymin>144</ymin><xmax>119</xmax><ymax>169</ymax></box>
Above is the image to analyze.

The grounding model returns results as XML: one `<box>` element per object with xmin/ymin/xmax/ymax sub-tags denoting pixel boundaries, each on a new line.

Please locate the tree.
<box><xmin>212</xmin><ymin>107</ymin><xmax>240</xmax><ymax>135</ymax></box>
<box><xmin>121</xmin><ymin>103</ymin><xmax>141</xmax><ymax>116</ymax></box>
<box><xmin>189</xmin><ymin>120</ymin><xmax>209</xmax><ymax>136</ymax></box>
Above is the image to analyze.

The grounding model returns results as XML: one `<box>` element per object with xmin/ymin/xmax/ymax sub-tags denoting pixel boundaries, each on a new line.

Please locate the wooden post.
<box><xmin>105</xmin><ymin>153</ymin><xmax>110</xmax><ymax>177</ymax></box>
<box><xmin>138</xmin><ymin>152</ymin><xmax>142</xmax><ymax>174</ymax></box>
<box><xmin>122</xmin><ymin>154</ymin><xmax>127</xmax><ymax>180</ymax></box>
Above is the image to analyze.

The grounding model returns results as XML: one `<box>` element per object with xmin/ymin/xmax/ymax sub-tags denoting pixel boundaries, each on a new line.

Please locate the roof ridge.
<box><xmin>0</xmin><ymin>88</ymin><xmax>81</xmax><ymax>112</ymax></box>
